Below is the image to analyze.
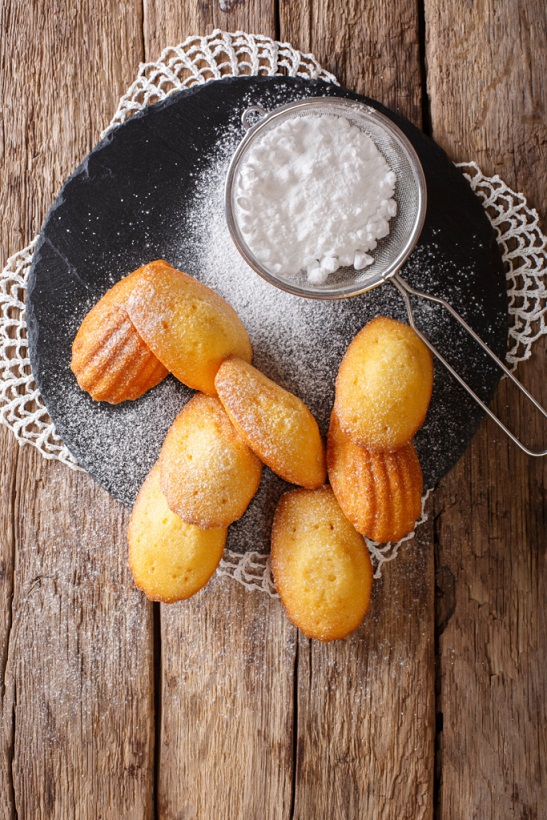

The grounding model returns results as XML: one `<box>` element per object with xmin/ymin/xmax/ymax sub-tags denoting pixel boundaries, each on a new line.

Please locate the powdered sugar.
<box><xmin>233</xmin><ymin>113</ymin><xmax>396</xmax><ymax>283</ymax></box>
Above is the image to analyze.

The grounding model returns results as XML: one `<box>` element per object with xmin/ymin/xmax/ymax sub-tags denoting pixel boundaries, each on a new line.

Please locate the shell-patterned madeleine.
<box><xmin>126</xmin><ymin>261</ymin><xmax>252</xmax><ymax>395</ymax></box>
<box><xmin>128</xmin><ymin>463</ymin><xmax>227</xmax><ymax>603</ymax></box>
<box><xmin>159</xmin><ymin>394</ymin><xmax>263</xmax><ymax>530</ymax></box>
<box><xmin>271</xmin><ymin>486</ymin><xmax>373</xmax><ymax>642</ymax></box>
<box><xmin>334</xmin><ymin>316</ymin><xmax>433</xmax><ymax>452</ymax></box>
<box><xmin>215</xmin><ymin>357</ymin><xmax>326</xmax><ymax>489</ymax></box>
<box><xmin>71</xmin><ymin>265</ymin><xmax>168</xmax><ymax>403</ymax></box>
<box><xmin>327</xmin><ymin>412</ymin><xmax>424</xmax><ymax>543</ymax></box>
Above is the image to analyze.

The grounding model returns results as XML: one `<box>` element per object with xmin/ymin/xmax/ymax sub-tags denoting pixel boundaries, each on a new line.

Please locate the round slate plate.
<box><xmin>27</xmin><ymin>76</ymin><xmax>507</xmax><ymax>554</ymax></box>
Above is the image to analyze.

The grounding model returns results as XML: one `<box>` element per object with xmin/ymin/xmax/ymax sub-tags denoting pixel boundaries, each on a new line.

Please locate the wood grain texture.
<box><xmin>279</xmin><ymin>4</ymin><xmax>436</xmax><ymax>817</ymax></box>
<box><xmin>0</xmin><ymin>0</ymin><xmax>146</xmax><ymax>249</ymax></box>
<box><xmin>0</xmin><ymin>1</ymin><xmax>155</xmax><ymax>816</ymax></box>
<box><xmin>0</xmin><ymin>429</ymin><xmax>18</xmax><ymax>816</ymax></box>
<box><xmin>279</xmin><ymin>0</ymin><xmax>423</xmax><ymax>125</ymax></box>
<box><xmin>143</xmin><ymin>0</ymin><xmax>277</xmax><ymax>62</ymax></box>
<box><xmin>426</xmin><ymin>0</ymin><xmax>547</xmax><ymax>193</ymax></box>
<box><xmin>10</xmin><ymin>452</ymin><xmax>154</xmax><ymax>817</ymax></box>
<box><xmin>426</xmin><ymin>0</ymin><xmax>547</xmax><ymax>816</ymax></box>
<box><xmin>159</xmin><ymin>575</ymin><xmax>295</xmax><ymax>819</ymax></box>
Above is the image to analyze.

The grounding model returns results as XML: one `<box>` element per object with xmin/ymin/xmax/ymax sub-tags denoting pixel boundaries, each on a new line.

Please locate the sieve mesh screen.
<box><xmin>225</xmin><ymin>97</ymin><xmax>427</xmax><ymax>300</ymax></box>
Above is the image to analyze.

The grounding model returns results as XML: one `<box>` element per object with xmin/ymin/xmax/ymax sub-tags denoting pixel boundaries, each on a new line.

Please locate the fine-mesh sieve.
<box><xmin>225</xmin><ymin>97</ymin><xmax>546</xmax><ymax>456</ymax></box>
<box><xmin>225</xmin><ymin>97</ymin><xmax>426</xmax><ymax>300</ymax></box>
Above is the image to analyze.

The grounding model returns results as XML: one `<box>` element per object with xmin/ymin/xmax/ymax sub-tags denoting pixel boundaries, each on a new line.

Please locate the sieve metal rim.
<box><xmin>224</xmin><ymin>96</ymin><xmax>428</xmax><ymax>300</ymax></box>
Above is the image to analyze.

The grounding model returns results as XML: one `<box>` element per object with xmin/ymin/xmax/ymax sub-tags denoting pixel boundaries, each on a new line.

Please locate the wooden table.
<box><xmin>1</xmin><ymin>2</ymin><xmax>545</xmax><ymax>817</ymax></box>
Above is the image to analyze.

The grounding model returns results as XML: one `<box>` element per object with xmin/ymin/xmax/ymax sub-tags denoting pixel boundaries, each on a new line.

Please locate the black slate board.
<box><xmin>27</xmin><ymin>76</ymin><xmax>507</xmax><ymax>553</ymax></box>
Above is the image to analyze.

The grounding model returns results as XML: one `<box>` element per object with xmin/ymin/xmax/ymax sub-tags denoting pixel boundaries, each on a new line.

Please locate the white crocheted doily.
<box><xmin>1</xmin><ymin>31</ymin><xmax>545</xmax><ymax>597</ymax></box>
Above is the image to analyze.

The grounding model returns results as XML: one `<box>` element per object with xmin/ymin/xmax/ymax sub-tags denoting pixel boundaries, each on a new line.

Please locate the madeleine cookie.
<box><xmin>214</xmin><ymin>357</ymin><xmax>326</xmax><ymax>489</ymax></box>
<box><xmin>334</xmin><ymin>316</ymin><xmax>433</xmax><ymax>452</ymax></box>
<box><xmin>328</xmin><ymin>412</ymin><xmax>423</xmax><ymax>543</ymax></box>
<box><xmin>128</xmin><ymin>463</ymin><xmax>226</xmax><ymax>603</ymax></box>
<box><xmin>126</xmin><ymin>261</ymin><xmax>252</xmax><ymax>395</ymax></box>
<box><xmin>71</xmin><ymin>265</ymin><xmax>168</xmax><ymax>403</ymax></box>
<box><xmin>159</xmin><ymin>394</ymin><xmax>263</xmax><ymax>529</ymax></box>
<box><xmin>271</xmin><ymin>486</ymin><xmax>373</xmax><ymax>641</ymax></box>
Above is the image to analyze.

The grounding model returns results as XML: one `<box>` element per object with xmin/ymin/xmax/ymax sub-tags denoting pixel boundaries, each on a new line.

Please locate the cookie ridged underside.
<box><xmin>327</xmin><ymin>412</ymin><xmax>423</xmax><ymax>543</ymax></box>
<box><xmin>71</xmin><ymin>304</ymin><xmax>168</xmax><ymax>403</ymax></box>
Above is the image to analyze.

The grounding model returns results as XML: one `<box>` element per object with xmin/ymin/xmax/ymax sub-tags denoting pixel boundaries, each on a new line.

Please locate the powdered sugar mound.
<box><xmin>233</xmin><ymin>113</ymin><xmax>396</xmax><ymax>282</ymax></box>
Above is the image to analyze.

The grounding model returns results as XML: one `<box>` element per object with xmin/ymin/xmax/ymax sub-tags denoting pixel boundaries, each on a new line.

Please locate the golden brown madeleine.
<box><xmin>214</xmin><ymin>357</ymin><xmax>326</xmax><ymax>489</ymax></box>
<box><xmin>327</xmin><ymin>411</ymin><xmax>424</xmax><ymax>543</ymax></box>
<box><xmin>334</xmin><ymin>316</ymin><xmax>433</xmax><ymax>452</ymax></box>
<box><xmin>271</xmin><ymin>486</ymin><xmax>373</xmax><ymax>641</ymax></box>
<box><xmin>126</xmin><ymin>261</ymin><xmax>252</xmax><ymax>395</ymax></box>
<box><xmin>71</xmin><ymin>265</ymin><xmax>168</xmax><ymax>403</ymax></box>
<box><xmin>128</xmin><ymin>463</ymin><xmax>226</xmax><ymax>603</ymax></box>
<box><xmin>159</xmin><ymin>394</ymin><xmax>263</xmax><ymax>529</ymax></box>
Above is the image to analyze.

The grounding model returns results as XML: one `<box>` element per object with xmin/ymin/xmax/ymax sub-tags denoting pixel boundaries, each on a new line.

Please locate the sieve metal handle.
<box><xmin>392</xmin><ymin>274</ymin><xmax>547</xmax><ymax>457</ymax></box>
<box><xmin>241</xmin><ymin>106</ymin><xmax>268</xmax><ymax>131</ymax></box>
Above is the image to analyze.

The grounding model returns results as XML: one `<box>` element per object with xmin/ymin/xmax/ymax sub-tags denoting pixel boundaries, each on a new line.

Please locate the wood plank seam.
<box><xmin>153</xmin><ymin>602</ymin><xmax>162</xmax><ymax>820</ymax></box>
<box><xmin>420</xmin><ymin>0</ymin><xmax>447</xmax><ymax>800</ymax></box>
<box><xmin>289</xmin><ymin>638</ymin><xmax>299</xmax><ymax>820</ymax></box>
<box><xmin>140</xmin><ymin>0</ymin><xmax>148</xmax><ymax>63</ymax></box>
<box><xmin>1</xmin><ymin>441</ymin><xmax>18</xmax><ymax>820</ymax></box>
<box><xmin>416</xmin><ymin>0</ymin><xmax>432</xmax><ymax>135</ymax></box>
<box><xmin>139</xmin><ymin>9</ymin><xmax>296</xmax><ymax>820</ymax></box>
<box><xmin>433</xmin><ymin>502</ymin><xmax>456</xmax><ymax>818</ymax></box>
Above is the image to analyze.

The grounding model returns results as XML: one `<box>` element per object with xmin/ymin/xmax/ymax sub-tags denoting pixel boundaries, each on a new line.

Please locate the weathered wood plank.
<box><xmin>279</xmin><ymin>4</ymin><xmax>436</xmax><ymax>818</ymax></box>
<box><xmin>279</xmin><ymin>0</ymin><xmax>423</xmax><ymax>125</ymax></box>
<box><xmin>11</xmin><ymin>451</ymin><xmax>155</xmax><ymax>817</ymax></box>
<box><xmin>426</xmin><ymin>1</ymin><xmax>547</xmax><ymax>816</ymax></box>
<box><xmin>143</xmin><ymin>0</ymin><xmax>277</xmax><ymax>62</ymax></box>
<box><xmin>142</xmin><ymin>5</ymin><xmax>297</xmax><ymax>819</ymax></box>
<box><xmin>0</xmin><ymin>429</ymin><xmax>18</xmax><ymax>816</ymax></box>
<box><xmin>426</xmin><ymin>1</ymin><xmax>547</xmax><ymax>195</ymax></box>
<box><xmin>0</xmin><ymin>1</ymin><xmax>155</xmax><ymax>816</ymax></box>
<box><xmin>159</xmin><ymin>575</ymin><xmax>295</xmax><ymax>819</ymax></box>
